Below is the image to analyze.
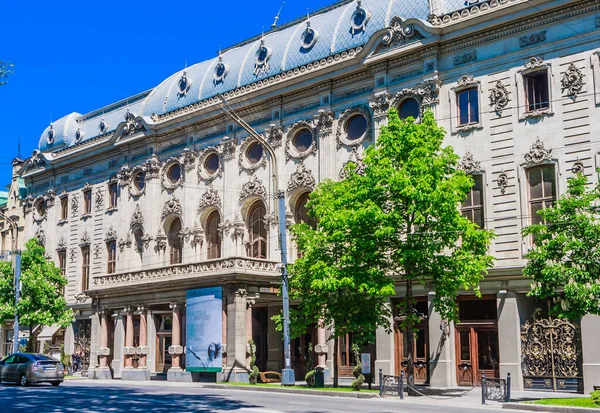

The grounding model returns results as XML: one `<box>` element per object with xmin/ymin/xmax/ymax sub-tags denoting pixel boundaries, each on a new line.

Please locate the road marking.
<box><xmin>288</xmin><ymin>401</ymin><xmax>310</xmax><ymax>405</ymax></box>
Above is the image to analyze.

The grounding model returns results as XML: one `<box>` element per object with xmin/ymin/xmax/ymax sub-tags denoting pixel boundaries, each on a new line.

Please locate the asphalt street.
<box><xmin>0</xmin><ymin>380</ymin><xmax>511</xmax><ymax>413</ymax></box>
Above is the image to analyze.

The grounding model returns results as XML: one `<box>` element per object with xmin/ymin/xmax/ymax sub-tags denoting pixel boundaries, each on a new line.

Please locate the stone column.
<box><xmin>374</xmin><ymin>301</ymin><xmax>394</xmax><ymax>384</ymax></box>
<box><xmin>314</xmin><ymin>110</ymin><xmax>334</xmax><ymax>180</ymax></box>
<box><xmin>428</xmin><ymin>292</ymin><xmax>457</xmax><ymax>387</ymax></box>
<box><xmin>316</xmin><ymin>323</ymin><xmax>327</xmax><ymax>367</ymax></box>
<box><xmin>146</xmin><ymin>309</ymin><xmax>156</xmax><ymax>374</ymax></box>
<box><xmin>224</xmin><ymin>284</ymin><xmax>249</xmax><ymax>382</ymax></box>
<box><xmin>246</xmin><ymin>299</ymin><xmax>254</xmax><ymax>368</ymax></box>
<box><xmin>111</xmin><ymin>311</ymin><xmax>125</xmax><ymax>379</ymax></box>
<box><xmin>99</xmin><ymin>312</ymin><xmax>108</xmax><ymax>368</ymax></box>
<box><xmin>171</xmin><ymin>303</ymin><xmax>182</xmax><ymax>370</ymax></box>
<box><xmin>369</xmin><ymin>92</ymin><xmax>391</xmax><ymax>141</ymax></box>
<box><xmin>124</xmin><ymin>307</ymin><xmax>134</xmax><ymax>369</ymax></box>
<box><xmin>582</xmin><ymin>314</ymin><xmax>600</xmax><ymax>394</ymax></box>
<box><xmin>138</xmin><ymin>306</ymin><xmax>147</xmax><ymax>368</ymax></box>
<box><xmin>497</xmin><ymin>291</ymin><xmax>523</xmax><ymax>390</ymax></box>
<box><xmin>64</xmin><ymin>324</ymin><xmax>75</xmax><ymax>358</ymax></box>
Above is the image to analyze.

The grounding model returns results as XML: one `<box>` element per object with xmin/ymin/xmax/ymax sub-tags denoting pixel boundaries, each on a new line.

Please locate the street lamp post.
<box><xmin>0</xmin><ymin>211</ymin><xmax>21</xmax><ymax>354</ymax></box>
<box><xmin>218</xmin><ymin>94</ymin><xmax>295</xmax><ymax>386</ymax></box>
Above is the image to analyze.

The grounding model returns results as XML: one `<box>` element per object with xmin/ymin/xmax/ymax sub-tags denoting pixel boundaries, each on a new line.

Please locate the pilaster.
<box><xmin>582</xmin><ymin>314</ymin><xmax>600</xmax><ymax>394</ymax></box>
<box><xmin>111</xmin><ymin>311</ymin><xmax>125</xmax><ymax>379</ymax></box>
<box><xmin>497</xmin><ymin>290</ymin><xmax>523</xmax><ymax>390</ymax></box>
<box><xmin>223</xmin><ymin>284</ymin><xmax>249</xmax><ymax>382</ymax></box>
<box><xmin>374</xmin><ymin>301</ymin><xmax>394</xmax><ymax>384</ymax></box>
<box><xmin>428</xmin><ymin>292</ymin><xmax>457</xmax><ymax>387</ymax></box>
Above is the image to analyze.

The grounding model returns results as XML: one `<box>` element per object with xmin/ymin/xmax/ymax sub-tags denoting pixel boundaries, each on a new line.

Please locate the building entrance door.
<box><xmin>456</xmin><ymin>326</ymin><xmax>499</xmax><ymax>386</ymax></box>
<box><xmin>155</xmin><ymin>314</ymin><xmax>172</xmax><ymax>373</ymax></box>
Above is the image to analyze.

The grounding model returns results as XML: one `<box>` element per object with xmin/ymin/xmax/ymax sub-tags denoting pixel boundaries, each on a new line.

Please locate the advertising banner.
<box><xmin>185</xmin><ymin>287</ymin><xmax>223</xmax><ymax>372</ymax></box>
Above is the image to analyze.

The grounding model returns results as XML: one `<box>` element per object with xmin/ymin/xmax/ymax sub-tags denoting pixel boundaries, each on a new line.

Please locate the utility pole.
<box><xmin>218</xmin><ymin>94</ymin><xmax>295</xmax><ymax>386</ymax></box>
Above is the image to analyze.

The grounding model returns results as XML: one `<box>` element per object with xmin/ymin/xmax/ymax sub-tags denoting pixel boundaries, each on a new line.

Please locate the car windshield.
<box><xmin>29</xmin><ymin>354</ymin><xmax>53</xmax><ymax>361</ymax></box>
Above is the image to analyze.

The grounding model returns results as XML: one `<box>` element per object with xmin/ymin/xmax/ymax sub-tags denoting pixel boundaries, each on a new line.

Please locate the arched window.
<box><xmin>206</xmin><ymin>210</ymin><xmax>221</xmax><ymax>260</ymax></box>
<box><xmin>295</xmin><ymin>192</ymin><xmax>316</xmax><ymax>229</ymax></box>
<box><xmin>168</xmin><ymin>218</ymin><xmax>183</xmax><ymax>264</ymax></box>
<box><xmin>247</xmin><ymin>201</ymin><xmax>267</xmax><ymax>259</ymax></box>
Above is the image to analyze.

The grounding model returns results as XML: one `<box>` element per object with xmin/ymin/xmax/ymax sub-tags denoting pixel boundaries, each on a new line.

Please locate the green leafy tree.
<box><xmin>0</xmin><ymin>61</ymin><xmax>14</xmax><ymax>86</ymax></box>
<box><xmin>0</xmin><ymin>239</ymin><xmax>73</xmax><ymax>352</ymax></box>
<box><xmin>288</xmin><ymin>109</ymin><xmax>494</xmax><ymax>390</ymax></box>
<box><xmin>523</xmin><ymin>172</ymin><xmax>600</xmax><ymax>320</ymax></box>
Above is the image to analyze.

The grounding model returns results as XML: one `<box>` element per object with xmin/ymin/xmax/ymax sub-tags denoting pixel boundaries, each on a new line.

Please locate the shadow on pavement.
<box><xmin>0</xmin><ymin>383</ymin><xmax>260</xmax><ymax>412</ymax></box>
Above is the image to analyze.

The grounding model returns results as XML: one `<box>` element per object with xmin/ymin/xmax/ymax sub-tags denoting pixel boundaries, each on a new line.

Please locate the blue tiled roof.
<box><xmin>40</xmin><ymin>0</ymin><xmax>431</xmax><ymax>151</ymax></box>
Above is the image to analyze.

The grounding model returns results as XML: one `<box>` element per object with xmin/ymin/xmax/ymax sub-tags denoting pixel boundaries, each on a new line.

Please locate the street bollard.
<box><xmin>506</xmin><ymin>373</ymin><xmax>511</xmax><ymax>403</ymax></box>
<box><xmin>481</xmin><ymin>373</ymin><xmax>486</xmax><ymax>405</ymax></box>
<box><xmin>399</xmin><ymin>370</ymin><xmax>404</xmax><ymax>400</ymax></box>
<box><xmin>379</xmin><ymin>369</ymin><xmax>383</xmax><ymax>398</ymax></box>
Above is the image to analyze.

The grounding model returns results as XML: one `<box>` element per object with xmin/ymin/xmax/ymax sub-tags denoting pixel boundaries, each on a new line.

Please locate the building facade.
<box><xmin>19</xmin><ymin>0</ymin><xmax>600</xmax><ymax>391</ymax></box>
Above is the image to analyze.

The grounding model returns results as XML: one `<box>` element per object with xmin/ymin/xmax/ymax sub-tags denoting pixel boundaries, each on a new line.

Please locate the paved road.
<box><xmin>0</xmin><ymin>380</ymin><xmax>510</xmax><ymax>413</ymax></box>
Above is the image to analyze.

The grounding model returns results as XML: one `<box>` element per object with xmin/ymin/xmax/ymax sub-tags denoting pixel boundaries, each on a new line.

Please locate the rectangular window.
<box><xmin>58</xmin><ymin>250</ymin><xmax>67</xmax><ymax>295</ymax></box>
<box><xmin>60</xmin><ymin>196</ymin><xmax>68</xmax><ymax>220</ymax></box>
<box><xmin>457</xmin><ymin>88</ymin><xmax>479</xmax><ymax>125</ymax></box>
<box><xmin>83</xmin><ymin>190</ymin><xmax>92</xmax><ymax>215</ymax></box>
<box><xmin>81</xmin><ymin>246</ymin><xmax>90</xmax><ymax>291</ymax></box>
<box><xmin>107</xmin><ymin>241</ymin><xmax>117</xmax><ymax>274</ymax></box>
<box><xmin>528</xmin><ymin>164</ymin><xmax>556</xmax><ymax>225</ymax></box>
<box><xmin>524</xmin><ymin>71</ymin><xmax>549</xmax><ymax>112</ymax></box>
<box><xmin>461</xmin><ymin>175</ymin><xmax>485</xmax><ymax>229</ymax></box>
<box><xmin>108</xmin><ymin>183</ymin><xmax>118</xmax><ymax>209</ymax></box>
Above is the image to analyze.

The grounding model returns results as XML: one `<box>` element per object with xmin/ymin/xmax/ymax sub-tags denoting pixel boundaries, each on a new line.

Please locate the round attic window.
<box><xmin>246</xmin><ymin>142</ymin><xmax>264</xmax><ymax>165</ymax></box>
<box><xmin>398</xmin><ymin>98</ymin><xmax>420</xmax><ymax>121</ymax></box>
<box><xmin>204</xmin><ymin>153</ymin><xmax>220</xmax><ymax>175</ymax></box>
<box><xmin>293</xmin><ymin>129</ymin><xmax>313</xmax><ymax>153</ymax></box>
<box><xmin>47</xmin><ymin>126</ymin><xmax>55</xmax><ymax>144</ymax></box>
<box><xmin>345</xmin><ymin>114</ymin><xmax>367</xmax><ymax>141</ymax></box>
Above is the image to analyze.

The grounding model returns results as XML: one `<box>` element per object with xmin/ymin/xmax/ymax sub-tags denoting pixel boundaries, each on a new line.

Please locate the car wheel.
<box><xmin>51</xmin><ymin>381</ymin><xmax>60</xmax><ymax>387</ymax></box>
<box><xmin>19</xmin><ymin>374</ymin><xmax>28</xmax><ymax>387</ymax></box>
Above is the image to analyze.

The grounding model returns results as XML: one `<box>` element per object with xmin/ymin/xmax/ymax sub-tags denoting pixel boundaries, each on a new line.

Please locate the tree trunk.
<box><xmin>333</xmin><ymin>336</ymin><xmax>339</xmax><ymax>388</ymax></box>
<box><xmin>405</xmin><ymin>279</ymin><xmax>416</xmax><ymax>396</ymax></box>
<box><xmin>26</xmin><ymin>324</ymin><xmax>34</xmax><ymax>353</ymax></box>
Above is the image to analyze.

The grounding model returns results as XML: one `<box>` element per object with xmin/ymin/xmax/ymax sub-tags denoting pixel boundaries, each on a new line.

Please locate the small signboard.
<box><xmin>185</xmin><ymin>287</ymin><xmax>223</xmax><ymax>373</ymax></box>
<box><xmin>361</xmin><ymin>353</ymin><xmax>371</xmax><ymax>375</ymax></box>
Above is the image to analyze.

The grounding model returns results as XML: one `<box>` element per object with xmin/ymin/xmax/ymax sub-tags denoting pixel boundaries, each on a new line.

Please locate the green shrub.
<box><xmin>248</xmin><ymin>339</ymin><xmax>260</xmax><ymax>385</ymax></box>
<box><xmin>591</xmin><ymin>390</ymin><xmax>600</xmax><ymax>406</ymax></box>
<box><xmin>351</xmin><ymin>344</ymin><xmax>365</xmax><ymax>391</ymax></box>
<box><xmin>305</xmin><ymin>369</ymin><xmax>316</xmax><ymax>387</ymax></box>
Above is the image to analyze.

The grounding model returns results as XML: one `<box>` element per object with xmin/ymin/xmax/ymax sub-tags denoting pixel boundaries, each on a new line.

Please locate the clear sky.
<box><xmin>0</xmin><ymin>0</ymin><xmax>335</xmax><ymax>183</ymax></box>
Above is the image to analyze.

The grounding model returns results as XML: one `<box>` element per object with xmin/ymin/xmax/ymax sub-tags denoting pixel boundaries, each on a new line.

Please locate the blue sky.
<box><xmin>0</xmin><ymin>0</ymin><xmax>334</xmax><ymax>183</ymax></box>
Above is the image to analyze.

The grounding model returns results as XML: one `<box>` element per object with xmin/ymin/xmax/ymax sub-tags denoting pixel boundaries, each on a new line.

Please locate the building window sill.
<box><xmin>57</xmin><ymin>219</ymin><xmax>68</xmax><ymax>226</ymax></box>
<box><xmin>81</xmin><ymin>213</ymin><xmax>92</xmax><ymax>220</ymax></box>
<box><xmin>106</xmin><ymin>207</ymin><xmax>118</xmax><ymax>213</ymax></box>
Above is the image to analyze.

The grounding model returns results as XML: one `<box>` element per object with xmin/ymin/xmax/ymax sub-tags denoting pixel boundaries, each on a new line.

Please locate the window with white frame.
<box><xmin>528</xmin><ymin>164</ymin><xmax>556</xmax><ymax>225</ymax></box>
<box><xmin>457</xmin><ymin>88</ymin><xmax>479</xmax><ymax>125</ymax></box>
<box><xmin>460</xmin><ymin>174</ymin><xmax>484</xmax><ymax>228</ymax></box>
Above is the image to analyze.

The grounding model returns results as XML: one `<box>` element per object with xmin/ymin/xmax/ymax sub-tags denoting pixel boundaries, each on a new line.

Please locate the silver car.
<box><xmin>0</xmin><ymin>353</ymin><xmax>64</xmax><ymax>386</ymax></box>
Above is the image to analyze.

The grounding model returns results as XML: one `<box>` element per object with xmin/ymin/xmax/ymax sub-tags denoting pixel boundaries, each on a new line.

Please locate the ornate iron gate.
<box><xmin>521</xmin><ymin>318</ymin><xmax>583</xmax><ymax>392</ymax></box>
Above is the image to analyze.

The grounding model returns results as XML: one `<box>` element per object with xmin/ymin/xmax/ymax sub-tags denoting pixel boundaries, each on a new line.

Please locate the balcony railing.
<box><xmin>91</xmin><ymin>256</ymin><xmax>280</xmax><ymax>290</ymax></box>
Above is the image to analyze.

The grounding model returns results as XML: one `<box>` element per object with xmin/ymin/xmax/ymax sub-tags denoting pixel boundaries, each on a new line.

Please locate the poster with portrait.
<box><xmin>185</xmin><ymin>287</ymin><xmax>223</xmax><ymax>372</ymax></box>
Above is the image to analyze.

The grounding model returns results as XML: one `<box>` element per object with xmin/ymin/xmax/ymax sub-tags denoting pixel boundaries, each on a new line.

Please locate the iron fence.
<box><xmin>482</xmin><ymin>373</ymin><xmax>511</xmax><ymax>404</ymax></box>
<box><xmin>379</xmin><ymin>369</ymin><xmax>404</xmax><ymax>399</ymax></box>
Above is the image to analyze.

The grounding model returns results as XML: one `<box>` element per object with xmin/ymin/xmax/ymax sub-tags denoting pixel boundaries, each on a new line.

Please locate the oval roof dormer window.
<box><xmin>254</xmin><ymin>39</ymin><xmax>272</xmax><ymax>77</ymax></box>
<box><xmin>177</xmin><ymin>71</ymin><xmax>191</xmax><ymax>98</ymax></box>
<box><xmin>47</xmin><ymin>124</ymin><xmax>55</xmax><ymax>144</ymax></box>
<box><xmin>214</xmin><ymin>54</ymin><xmax>230</xmax><ymax>85</ymax></box>
<box><xmin>99</xmin><ymin>118</ymin><xmax>107</xmax><ymax>133</ymax></box>
<box><xmin>351</xmin><ymin>0</ymin><xmax>371</xmax><ymax>35</ymax></box>
<box><xmin>75</xmin><ymin>128</ymin><xmax>83</xmax><ymax>143</ymax></box>
<box><xmin>300</xmin><ymin>20</ymin><xmax>319</xmax><ymax>51</ymax></box>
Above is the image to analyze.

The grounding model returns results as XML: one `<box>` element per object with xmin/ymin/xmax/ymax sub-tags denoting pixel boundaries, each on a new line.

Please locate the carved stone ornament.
<box><xmin>118</xmin><ymin>234</ymin><xmax>132</xmax><ymax>252</ymax></box>
<box><xmin>118</xmin><ymin>165</ymin><xmax>132</xmax><ymax>186</ymax></box>
<box><xmin>285</xmin><ymin>120</ymin><xmax>317</xmax><ymax>161</ymax></box>
<box><xmin>136</xmin><ymin>234</ymin><xmax>152</xmax><ymax>253</ymax></box>
<box><xmin>339</xmin><ymin>148</ymin><xmax>366</xmax><ymax>180</ymax></box>
<box><xmin>75</xmin><ymin>292</ymin><xmax>90</xmax><ymax>303</ymax></box>
<box><xmin>497</xmin><ymin>172</ymin><xmax>509</xmax><ymax>195</ymax></box>
<box><xmin>489</xmin><ymin>80</ymin><xmax>511</xmax><ymax>116</ymax></box>
<box><xmin>182</xmin><ymin>148</ymin><xmax>197</xmax><ymax>171</ymax></box>
<box><xmin>130</xmin><ymin>204</ymin><xmax>144</xmax><ymax>229</ymax></box>
<box><xmin>177</xmin><ymin>70</ymin><xmax>191</xmax><ymax>98</ymax></box>
<box><xmin>457</xmin><ymin>75</ymin><xmax>477</xmax><ymax>88</ymax></box>
<box><xmin>254</xmin><ymin>38</ymin><xmax>272</xmax><ymax>77</ymax></box>
<box><xmin>95</xmin><ymin>189</ymin><xmax>104</xmax><ymax>212</ymax></box>
<box><xmin>155</xmin><ymin>230</ymin><xmax>167</xmax><ymax>253</ymax></box>
<box><xmin>572</xmin><ymin>159</ymin><xmax>585</xmax><ymax>175</ymax></box>
<box><xmin>80</xmin><ymin>231</ymin><xmax>91</xmax><ymax>247</ymax></box>
<box><xmin>239</xmin><ymin>137</ymin><xmax>267</xmax><ymax>173</ymax></box>
<box><xmin>525</xmin><ymin>138</ymin><xmax>552</xmax><ymax>165</ymax></box>
<box><xmin>264</xmin><ymin>211</ymin><xmax>277</xmax><ymax>231</ymax></box>
<box><xmin>369</xmin><ymin>93</ymin><xmax>391</xmax><ymax>118</ymax></box>
<box><xmin>460</xmin><ymin>152</ymin><xmax>482</xmax><ymax>174</ymax></box>
<box><xmin>221</xmin><ymin>138</ymin><xmax>237</xmax><ymax>160</ymax></box>
<box><xmin>391</xmin><ymin>73</ymin><xmax>442</xmax><ymax>109</ymax></box>
<box><xmin>561</xmin><ymin>63</ymin><xmax>584</xmax><ymax>98</ymax></box>
<box><xmin>69</xmin><ymin>248</ymin><xmax>77</xmax><ymax>263</ymax></box>
<box><xmin>218</xmin><ymin>220</ymin><xmax>233</xmax><ymax>236</ymax></box>
<box><xmin>161</xmin><ymin>157</ymin><xmax>184</xmax><ymax>191</ymax></box>
<box><xmin>198</xmin><ymin>186</ymin><xmax>222</xmax><ymax>211</ymax></box>
<box><xmin>350</xmin><ymin>0</ymin><xmax>371</xmax><ymax>35</ymax></box>
<box><xmin>121</xmin><ymin>110</ymin><xmax>145</xmax><ymax>136</ymax></box>
<box><xmin>265</xmin><ymin>125</ymin><xmax>284</xmax><ymax>148</ymax></box>
<box><xmin>453</xmin><ymin>51</ymin><xmax>477</xmax><ymax>66</ymax></box>
<box><xmin>378</xmin><ymin>16</ymin><xmax>423</xmax><ymax>53</ymax></box>
<box><xmin>519</xmin><ymin>30</ymin><xmax>546</xmax><ymax>48</ymax></box>
<box><xmin>35</xmin><ymin>228</ymin><xmax>46</xmax><ymax>246</ymax></box>
<box><xmin>145</xmin><ymin>154</ymin><xmax>161</xmax><ymax>179</ymax></box>
<box><xmin>314</xmin><ymin>110</ymin><xmax>334</xmax><ymax>135</ymax></box>
<box><xmin>189</xmin><ymin>226</ymin><xmax>204</xmax><ymax>249</ymax></box>
<box><xmin>161</xmin><ymin>197</ymin><xmax>183</xmax><ymax>220</ymax></box>
<box><xmin>336</xmin><ymin>105</ymin><xmax>372</xmax><ymax>149</ymax></box>
<box><xmin>56</xmin><ymin>236</ymin><xmax>67</xmax><ymax>252</ymax></box>
<box><xmin>94</xmin><ymin>243</ymin><xmax>102</xmax><ymax>259</ymax></box>
<box><xmin>71</xmin><ymin>195</ymin><xmax>79</xmax><ymax>217</ymax></box>
<box><xmin>239</xmin><ymin>176</ymin><xmax>267</xmax><ymax>202</ymax></box>
<box><xmin>287</xmin><ymin>162</ymin><xmax>316</xmax><ymax>193</ymax></box>
<box><xmin>524</xmin><ymin>56</ymin><xmax>545</xmax><ymax>71</ymax></box>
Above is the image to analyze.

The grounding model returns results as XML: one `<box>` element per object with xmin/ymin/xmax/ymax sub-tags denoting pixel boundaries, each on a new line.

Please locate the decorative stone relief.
<box><xmin>264</xmin><ymin>212</ymin><xmax>277</xmax><ymax>230</ymax></box>
<box><xmin>453</xmin><ymin>51</ymin><xmax>477</xmax><ymax>66</ymax></box>
<box><xmin>368</xmin><ymin>93</ymin><xmax>391</xmax><ymax>118</ymax></box>
<box><xmin>182</xmin><ymin>148</ymin><xmax>197</xmax><ymax>171</ymax></box>
<box><xmin>93</xmin><ymin>243</ymin><xmax>102</xmax><ymax>259</ymax></box>
<box><xmin>118</xmin><ymin>234</ymin><xmax>132</xmax><ymax>252</ymax></box>
<box><xmin>524</xmin><ymin>56</ymin><xmax>545</xmax><ymax>70</ymax></box>
<box><xmin>189</xmin><ymin>226</ymin><xmax>204</xmax><ymax>249</ymax></box>
<box><xmin>136</xmin><ymin>234</ymin><xmax>152</xmax><ymax>253</ymax></box>
<box><xmin>80</xmin><ymin>231</ymin><xmax>91</xmax><ymax>247</ymax></box>
<box><xmin>572</xmin><ymin>159</ymin><xmax>585</xmax><ymax>175</ymax></box>
<box><xmin>336</xmin><ymin>105</ymin><xmax>372</xmax><ymax>149</ymax></box>
<box><xmin>155</xmin><ymin>230</ymin><xmax>167</xmax><ymax>253</ymax></box>
<box><xmin>218</xmin><ymin>220</ymin><xmax>233</xmax><ymax>236</ymax></box>
<box><xmin>285</xmin><ymin>120</ymin><xmax>317</xmax><ymax>161</ymax></box>
<box><xmin>390</xmin><ymin>74</ymin><xmax>442</xmax><ymax>109</ymax></box>
<box><xmin>265</xmin><ymin>125</ymin><xmax>283</xmax><ymax>148</ymax></box>
<box><xmin>121</xmin><ymin>110</ymin><xmax>145</xmax><ymax>136</ymax></box>
<box><xmin>71</xmin><ymin>195</ymin><xmax>79</xmax><ymax>217</ymax></box>
<box><xmin>105</xmin><ymin>226</ymin><xmax>118</xmax><ymax>242</ymax></box>
<box><xmin>69</xmin><ymin>248</ymin><xmax>77</xmax><ymax>263</ymax></box>
<box><xmin>56</xmin><ymin>236</ymin><xmax>67</xmax><ymax>252</ymax></box>
<box><xmin>561</xmin><ymin>63</ymin><xmax>584</xmax><ymax>98</ymax></box>
<box><xmin>378</xmin><ymin>16</ymin><xmax>424</xmax><ymax>53</ymax></box>
<box><xmin>161</xmin><ymin>197</ymin><xmax>183</xmax><ymax>220</ymax></box>
<box><xmin>239</xmin><ymin>176</ymin><xmax>267</xmax><ymax>202</ymax></box>
<box><xmin>314</xmin><ymin>110</ymin><xmax>334</xmax><ymax>135</ymax></box>
<box><xmin>519</xmin><ymin>31</ymin><xmax>546</xmax><ymax>48</ymax></box>
<box><xmin>95</xmin><ymin>189</ymin><xmax>104</xmax><ymax>211</ymax></box>
<box><xmin>287</xmin><ymin>162</ymin><xmax>316</xmax><ymax>193</ymax></box>
<box><xmin>489</xmin><ymin>80</ymin><xmax>511</xmax><ymax>116</ymax></box>
<box><xmin>459</xmin><ymin>152</ymin><xmax>482</xmax><ymax>174</ymax></box>
<box><xmin>339</xmin><ymin>148</ymin><xmax>366</xmax><ymax>180</ymax></box>
<box><xmin>254</xmin><ymin>38</ymin><xmax>272</xmax><ymax>77</ymax></box>
<box><xmin>221</xmin><ymin>138</ymin><xmax>237</xmax><ymax>160</ymax></box>
<box><xmin>130</xmin><ymin>204</ymin><xmax>144</xmax><ymax>229</ymax></box>
<box><xmin>118</xmin><ymin>165</ymin><xmax>131</xmax><ymax>186</ymax></box>
<box><xmin>525</xmin><ymin>138</ymin><xmax>552</xmax><ymax>165</ymax></box>
<box><xmin>239</xmin><ymin>137</ymin><xmax>267</xmax><ymax>173</ymax></box>
<box><xmin>161</xmin><ymin>157</ymin><xmax>184</xmax><ymax>191</ymax></box>
<box><xmin>145</xmin><ymin>154</ymin><xmax>161</xmax><ymax>179</ymax></box>
<box><xmin>35</xmin><ymin>228</ymin><xmax>46</xmax><ymax>246</ymax></box>
<box><xmin>497</xmin><ymin>172</ymin><xmax>509</xmax><ymax>194</ymax></box>
<box><xmin>457</xmin><ymin>75</ymin><xmax>477</xmax><ymax>88</ymax></box>
<box><xmin>350</xmin><ymin>0</ymin><xmax>371</xmax><ymax>35</ymax></box>
<box><xmin>198</xmin><ymin>186</ymin><xmax>222</xmax><ymax>211</ymax></box>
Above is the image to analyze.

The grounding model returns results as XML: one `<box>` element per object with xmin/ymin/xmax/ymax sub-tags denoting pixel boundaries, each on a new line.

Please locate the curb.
<box><xmin>202</xmin><ymin>384</ymin><xmax>379</xmax><ymax>398</ymax></box>
<box><xmin>503</xmin><ymin>402</ymin><xmax>599</xmax><ymax>412</ymax></box>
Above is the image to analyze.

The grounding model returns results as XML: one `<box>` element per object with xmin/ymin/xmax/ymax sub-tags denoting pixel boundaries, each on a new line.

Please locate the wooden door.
<box><xmin>337</xmin><ymin>333</ymin><xmax>354</xmax><ymax>377</ymax></box>
<box><xmin>394</xmin><ymin>326</ymin><xmax>429</xmax><ymax>384</ymax></box>
<box><xmin>456</xmin><ymin>326</ymin><xmax>499</xmax><ymax>386</ymax></box>
<box><xmin>291</xmin><ymin>330</ymin><xmax>316</xmax><ymax>381</ymax></box>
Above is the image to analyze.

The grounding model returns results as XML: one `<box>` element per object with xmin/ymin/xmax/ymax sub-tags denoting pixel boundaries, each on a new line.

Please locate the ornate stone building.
<box><xmin>19</xmin><ymin>0</ymin><xmax>600</xmax><ymax>391</ymax></box>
